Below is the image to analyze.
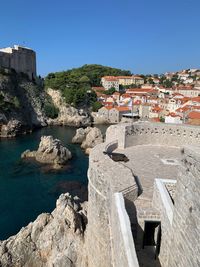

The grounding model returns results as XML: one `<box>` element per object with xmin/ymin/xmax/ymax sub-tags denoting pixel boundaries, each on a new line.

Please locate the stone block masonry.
<box><xmin>0</xmin><ymin>45</ymin><xmax>36</xmax><ymax>80</ymax></box>
<box><xmin>168</xmin><ymin>146</ymin><xmax>200</xmax><ymax>267</ymax></box>
<box><xmin>87</xmin><ymin>122</ymin><xmax>200</xmax><ymax>267</ymax></box>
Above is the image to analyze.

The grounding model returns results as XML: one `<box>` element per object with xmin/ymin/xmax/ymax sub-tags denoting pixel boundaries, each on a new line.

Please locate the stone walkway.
<box><xmin>116</xmin><ymin>145</ymin><xmax>182</xmax><ymax>210</ymax></box>
<box><xmin>116</xmin><ymin>145</ymin><xmax>182</xmax><ymax>267</ymax></box>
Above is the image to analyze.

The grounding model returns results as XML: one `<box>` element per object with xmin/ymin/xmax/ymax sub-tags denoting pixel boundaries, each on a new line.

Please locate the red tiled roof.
<box><xmin>115</xmin><ymin>106</ymin><xmax>131</xmax><ymax>111</ymax></box>
<box><xmin>188</xmin><ymin>111</ymin><xmax>200</xmax><ymax>119</ymax></box>
<box><xmin>191</xmin><ymin>96</ymin><xmax>200</xmax><ymax>102</ymax></box>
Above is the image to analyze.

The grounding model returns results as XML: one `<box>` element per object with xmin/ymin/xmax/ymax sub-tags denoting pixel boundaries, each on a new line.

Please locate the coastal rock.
<box><xmin>72</xmin><ymin>127</ymin><xmax>103</xmax><ymax>154</ymax></box>
<box><xmin>72</xmin><ymin>127</ymin><xmax>91</xmax><ymax>144</ymax></box>
<box><xmin>91</xmin><ymin>112</ymin><xmax>109</xmax><ymax>124</ymax></box>
<box><xmin>0</xmin><ymin>119</ymin><xmax>23</xmax><ymax>137</ymax></box>
<box><xmin>0</xmin><ymin>72</ymin><xmax>48</xmax><ymax>138</ymax></box>
<box><xmin>47</xmin><ymin>88</ymin><xmax>91</xmax><ymax>127</ymax></box>
<box><xmin>0</xmin><ymin>193</ymin><xmax>87</xmax><ymax>267</ymax></box>
<box><xmin>21</xmin><ymin>136</ymin><xmax>72</xmax><ymax>168</ymax></box>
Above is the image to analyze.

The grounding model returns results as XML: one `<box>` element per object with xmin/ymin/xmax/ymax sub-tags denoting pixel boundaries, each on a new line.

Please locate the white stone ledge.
<box><xmin>155</xmin><ymin>179</ymin><xmax>176</xmax><ymax>225</ymax></box>
<box><xmin>114</xmin><ymin>192</ymin><xmax>139</xmax><ymax>267</ymax></box>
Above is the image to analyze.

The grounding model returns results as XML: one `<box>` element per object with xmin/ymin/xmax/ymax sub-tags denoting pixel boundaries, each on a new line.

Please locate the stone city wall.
<box><xmin>87</xmin><ymin>141</ymin><xmax>139</xmax><ymax>267</ymax></box>
<box><xmin>168</xmin><ymin>146</ymin><xmax>200</xmax><ymax>267</ymax></box>
<box><xmin>89</xmin><ymin>122</ymin><xmax>200</xmax><ymax>267</ymax></box>
<box><xmin>106</xmin><ymin>122</ymin><xmax>200</xmax><ymax>148</ymax></box>
<box><xmin>0</xmin><ymin>45</ymin><xmax>36</xmax><ymax>80</ymax></box>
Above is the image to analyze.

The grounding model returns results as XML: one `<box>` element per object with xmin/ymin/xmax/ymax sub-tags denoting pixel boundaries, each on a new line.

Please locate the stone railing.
<box><xmin>106</xmin><ymin>122</ymin><xmax>200</xmax><ymax>149</ymax></box>
<box><xmin>86</xmin><ymin>141</ymin><xmax>139</xmax><ymax>267</ymax></box>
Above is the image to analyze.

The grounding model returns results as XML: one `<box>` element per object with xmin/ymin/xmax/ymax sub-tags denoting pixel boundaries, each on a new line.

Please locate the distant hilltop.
<box><xmin>0</xmin><ymin>45</ymin><xmax>36</xmax><ymax>80</ymax></box>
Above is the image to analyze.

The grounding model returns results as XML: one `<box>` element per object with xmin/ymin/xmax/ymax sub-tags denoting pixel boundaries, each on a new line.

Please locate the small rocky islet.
<box><xmin>21</xmin><ymin>135</ymin><xmax>72</xmax><ymax>169</ymax></box>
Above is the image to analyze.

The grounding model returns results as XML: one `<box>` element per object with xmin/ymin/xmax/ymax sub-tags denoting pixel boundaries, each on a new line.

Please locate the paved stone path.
<box><xmin>116</xmin><ymin>145</ymin><xmax>182</xmax><ymax>209</ymax></box>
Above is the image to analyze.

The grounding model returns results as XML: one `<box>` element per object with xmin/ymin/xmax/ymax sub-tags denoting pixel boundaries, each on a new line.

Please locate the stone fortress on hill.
<box><xmin>87</xmin><ymin>122</ymin><xmax>200</xmax><ymax>267</ymax></box>
<box><xmin>0</xmin><ymin>45</ymin><xmax>36</xmax><ymax>80</ymax></box>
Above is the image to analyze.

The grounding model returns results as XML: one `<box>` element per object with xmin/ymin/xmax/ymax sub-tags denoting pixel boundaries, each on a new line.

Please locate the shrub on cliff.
<box><xmin>92</xmin><ymin>101</ymin><xmax>103</xmax><ymax>112</ymax></box>
<box><xmin>44</xmin><ymin>103</ymin><xmax>59</xmax><ymax>119</ymax></box>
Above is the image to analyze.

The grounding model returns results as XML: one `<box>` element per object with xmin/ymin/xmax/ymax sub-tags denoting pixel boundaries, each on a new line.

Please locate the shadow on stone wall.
<box><xmin>124</xmin><ymin>198</ymin><xmax>162</xmax><ymax>267</ymax></box>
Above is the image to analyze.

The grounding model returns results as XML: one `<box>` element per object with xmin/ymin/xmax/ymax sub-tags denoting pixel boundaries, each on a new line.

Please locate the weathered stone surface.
<box><xmin>81</xmin><ymin>127</ymin><xmax>103</xmax><ymax>151</ymax></box>
<box><xmin>21</xmin><ymin>135</ymin><xmax>72</xmax><ymax>168</ymax></box>
<box><xmin>47</xmin><ymin>88</ymin><xmax>91</xmax><ymax>127</ymax></box>
<box><xmin>72</xmin><ymin>126</ymin><xmax>103</xmax><ymax>154</ymax></box>
<box><xmin>0</xmin><ymin>193</ymin><xmax>87</xmax><ymax>267</ymax></box>
<box><xmin>72</xmin><ymin>127</ymin><xmax>88</xmax><ymax>144</ymax></box>
<box><xmin>0</xmin><ymin>72</ymin><xmax>48</xmax><ymax>138</ymax></box>
<box><xmin>1</xmin><ymin>119</ymin><xmax>23</xmax><ymax>137</ymax></box>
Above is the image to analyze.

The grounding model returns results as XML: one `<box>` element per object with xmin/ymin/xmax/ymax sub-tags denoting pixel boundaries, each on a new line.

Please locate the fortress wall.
<box><xmin>168</xmin><ymin>146</ymin><xmax>200</xmax><ymax>267</ymax></box>
<box><xmin>0</xmin><ymin>46</ymin><xmax>36</xmax><ymax>80</ymax></box>
<box><xmin>0</xmin><ymin>52</ymin><xmax>10</xmax><ymax>69</ymax></box>
<box><xmin>106</xmin><ymin>122</ymin><xmax>200</xmax><ymax>149</ymax></box>
<box><xmin>152</xmin><ymin>179</ymin><xmax>176</xmax><ymax>267</ymax></box>
<box><xmin>87</xmin><ymin>142</ymin><xmax>139</xmax><ymax>267</ymax></box>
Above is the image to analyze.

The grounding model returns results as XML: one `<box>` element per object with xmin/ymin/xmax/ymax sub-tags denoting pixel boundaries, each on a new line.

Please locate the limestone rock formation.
<box><xmin>47</xmin><ymin>88</ymin><xmax>91</xmax><ymax>127</ymax></box>
<box><xmin>0</xmin><ymin>71</ymin><xmax>48</xmax><ymax>137</ymax></box>
<box><xmin>22</xmin><ymin>135</ymin><xmax>72</xmax><ymax>168</ymax></box>
<box><xmin>91</xmin><ymin>111</ymin><xmax>109</xmax><ymax>124</ymax></box>
<box><xmin>0</xmin><ymin>119</ymin><xmax>23</xmax><ymax>137</ymax></box>
<box><xmin>72</xmin><ymin>127</ymin><xmax>103</xmax><ymax>154</ymax></box>
<box><xmin>0</xmin><ymin>193</ymin><xmax>87</xmax><ymax>267</ymax></box>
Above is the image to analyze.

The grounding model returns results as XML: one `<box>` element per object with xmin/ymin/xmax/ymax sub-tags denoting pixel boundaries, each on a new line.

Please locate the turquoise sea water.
<box><xmin>0</xmin><ymin>126</ymin><xmax>91</xmax><ymax>240</ymax></box>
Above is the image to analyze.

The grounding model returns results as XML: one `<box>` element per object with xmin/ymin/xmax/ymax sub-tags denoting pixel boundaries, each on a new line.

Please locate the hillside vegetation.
<box><xmin>44</xmin><ymin>64</ymin><xmax>131</xmax><ymax>108</ymax></box>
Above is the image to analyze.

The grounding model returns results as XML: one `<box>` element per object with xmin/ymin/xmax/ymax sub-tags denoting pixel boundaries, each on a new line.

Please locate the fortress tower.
<box><xmin>0</xmin><ymin>45</ymin><xmax>36</xmax><ymax>80</ymax></box>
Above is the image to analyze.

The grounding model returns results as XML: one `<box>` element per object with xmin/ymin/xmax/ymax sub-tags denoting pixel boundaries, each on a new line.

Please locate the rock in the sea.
<box><xmin>0</xmin><ymin>193</ymin><xmax>87</xmax><ymax>267</ymax></box>
<box><xmin>72</xmin><ymin>127</ymin><xmax>103</xmax><ymax>154</ymax></box>
<box><xmin>72</xmin><ymin>127</ymin><xmax>91</xmax><ymax>144</ymax></box>
<box><xmin>0</xmin><ymin>119</ymin><xmax>23</xmax><ymax>137</ymax></box>
<box><xmin>22</xmin><ymin>135</ymin><xmax>72</xmax><ymax>168</ymax></box>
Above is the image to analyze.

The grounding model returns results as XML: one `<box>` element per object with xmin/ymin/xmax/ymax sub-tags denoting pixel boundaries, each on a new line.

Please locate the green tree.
<box><xmin>44</xmin><ymin>103</ymin><xmax>59</xmax><ymax>119</ymax></box>
<box><xmin>104</xmin><ymin>87</ymin><xmax>116</xmax><ymax>95</ymax></box>
<box><xmin>92</xmin><ymin>101</ymin><xmax>103</xmax><ymax>112</ymax></box>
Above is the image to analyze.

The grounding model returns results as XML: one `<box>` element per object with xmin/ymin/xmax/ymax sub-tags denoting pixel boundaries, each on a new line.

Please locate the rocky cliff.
<box><xmin>0</xmin><ymin>71</ymin><xmax>92</xmax><ymax>138</ymax></box>
<box><xmin>0</xmin><ymin>193</ymin><xmax>87</xmax><ymax>267</ymax></box>
<box><xmin>0</xmin><ymin>70</ymin><xmax>48</xmax><ymax>137</ymax></box>
<box><xmin>47</xmin><ymin>88</ymin><xmax>91</xmax><ymax>127</ymax></box>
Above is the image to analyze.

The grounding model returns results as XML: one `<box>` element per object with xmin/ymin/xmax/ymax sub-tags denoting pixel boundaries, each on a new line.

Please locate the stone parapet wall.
<box><xmin>168</xmin><ymin>146</ymin><xmax>200</xmax><ymax>267</ymax></box>
<box><xmin>87</xmin><ymin>141</ymin><xmax>139</xmax><ymax>267</ymax></box>
<box><xmin>106</xmin><ymin>122</ymin><xmax>200</xmax><ymax>149</ymax></box>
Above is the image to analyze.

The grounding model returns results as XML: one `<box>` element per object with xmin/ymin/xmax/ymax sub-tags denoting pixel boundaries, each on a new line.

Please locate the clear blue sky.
<box><xmin>0</xmin><ymin>0</ymin><xmax>200</xmax><ymax>76</ymax></box>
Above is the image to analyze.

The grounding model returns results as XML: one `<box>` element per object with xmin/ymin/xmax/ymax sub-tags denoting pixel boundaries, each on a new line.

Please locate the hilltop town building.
<box><xmin>101</xmin><ymin>76</ymin><xmax>120</xmax><ymax>91</ymax></box>
<box><xmin>0</xmin><ymin>45</ymin><xmax>36</xmax><ymax>80</ymax></box>
<box><xmin>101</xmin><ymin>76</ymin><xmax>144</xmax><ymax>91</ymax></box>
